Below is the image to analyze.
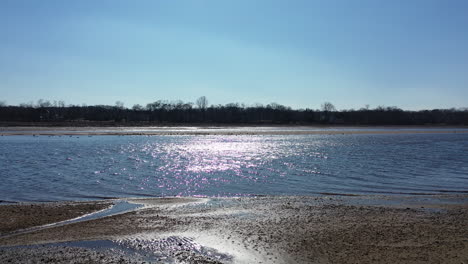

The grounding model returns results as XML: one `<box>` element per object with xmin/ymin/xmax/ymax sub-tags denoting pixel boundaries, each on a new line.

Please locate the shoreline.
<box><xmin>1</xmin><ymin>125</ymin><xmax>468</xmax><ymax>136</ymax></box>
<box><xmin>1</xmin><ymin>195</ymin><xmax>467</xmax><ymax>263</ymax></box>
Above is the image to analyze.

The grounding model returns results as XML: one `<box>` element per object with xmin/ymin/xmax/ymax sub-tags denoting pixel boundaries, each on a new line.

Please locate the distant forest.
<box><xmin>0</xmin><ymin>97</ymin><xmax>467</xmax><ymax>126</ymax></box>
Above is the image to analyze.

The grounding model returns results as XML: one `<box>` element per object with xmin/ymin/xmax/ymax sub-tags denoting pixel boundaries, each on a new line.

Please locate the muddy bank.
<box><xmin>0</xmin><ymin>201</ymin><xmax>111</xmax><ymax>235</ymax></box>
<box><xmin>1</xmin><ymin>126</ymin><xmax>468</xmax><ymax>136</ymax></box>
<box><xmin>0</xmin><ymin>246</ymin><xmax>144</xmax><ymax>264</ymax></box>
<box><xmin>2</xmin><ymin>130</ymin><xmax>467</xmax><ymax>136</ymax></box>
<box><xmin>1</xmin><ymin>196</ymin><xmax>467</xmax><ymax>263</ymax></box>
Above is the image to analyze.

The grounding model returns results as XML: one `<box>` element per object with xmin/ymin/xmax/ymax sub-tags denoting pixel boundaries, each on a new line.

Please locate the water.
<box><xmin>1</xmin><ymin>132</ymin><xmax>468</xmax><ymax>201</ymax></box>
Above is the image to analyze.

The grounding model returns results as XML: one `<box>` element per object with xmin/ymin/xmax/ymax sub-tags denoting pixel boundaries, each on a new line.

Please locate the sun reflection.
<box><xmin>114</xmin><ymin>135</ymin><xmax>314</xmax><ymax>196</ymax></box>
<box><xmin>136</xmin><ymin>136</ymin><xmax>281</xmax><ymax>194</ymax></box>
<box><xmin>178</xmin><ymin>137</ymin><xmax>266</xmax><ymax>173</ymax></box>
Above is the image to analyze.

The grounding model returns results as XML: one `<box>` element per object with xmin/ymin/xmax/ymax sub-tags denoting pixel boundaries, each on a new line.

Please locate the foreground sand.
<box><xmin>1</xmin><ymin>195</ymin><xmax>467</xmax><ymax>263</ymax></box>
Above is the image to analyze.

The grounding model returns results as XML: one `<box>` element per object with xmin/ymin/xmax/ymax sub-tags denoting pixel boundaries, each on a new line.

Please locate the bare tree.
<box><xmin>320</xmin><ymin>102</ymin><xmax>336</xmax><ymax>123</ymax></box>
<box><xmin>132</xmin><ymin>104</ymin><xmax>143</xmax><ymax>111</ymax></box>
<box><xmin>252</xmin><ymin>102</ymin><xmax>264</xmax><ymax>108</ymax></box>
<box><xmin>196</xmin><ymin>96</ymin><xmax>208</xmax><ymax>110</ymax></box>
<box><xmin>115</xmin><ymin>101</ymin><xmax>125</xmax><ymax>109</ymax></box>
<box><xmin>20</xmin><ymin>101</ymin><xmax>34</xmax><ymax>108</ymax></box>
<box><xmin>321</xmin><ymin>102</ymin><xmax>336</xmax><ymax>112</ymax></box>
<box><xmin>58</xmin><ymin>100</ymin><xmax>66</xmax><ymax>108</ymax></box>
<box><xmin>37</xmin><ymin>99</ymin><xmax>52</xmax><ymax>108</ymax></box>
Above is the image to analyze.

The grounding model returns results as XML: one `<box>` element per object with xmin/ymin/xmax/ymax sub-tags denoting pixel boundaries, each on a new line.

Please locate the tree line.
<box><xmin>0</xmin><ymin>97</ymin><xmax>467</xmax><ymax>126</ymax></box>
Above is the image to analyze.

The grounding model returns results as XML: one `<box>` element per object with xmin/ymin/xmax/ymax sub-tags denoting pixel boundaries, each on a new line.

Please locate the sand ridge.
<box><xmin>1</xmin><ymin>126</ymin><xmax>468</xmax><ymax>136</ymax></box>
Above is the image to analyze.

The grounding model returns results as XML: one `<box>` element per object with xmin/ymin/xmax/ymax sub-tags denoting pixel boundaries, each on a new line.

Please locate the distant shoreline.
<box><xmin>1</xmin><ymin>125</ymin><xmax>468</xmax><ymax>136</ymax></box>
<box><xmin>1</xmin><ymin>121</ymin><xmax>468</xmax><ymax>128</ymax></box>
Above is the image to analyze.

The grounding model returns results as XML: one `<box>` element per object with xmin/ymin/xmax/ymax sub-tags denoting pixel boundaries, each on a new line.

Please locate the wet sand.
<box><xmin>0</xmin><ymin>201</ymin><xmax>111</xmax><ymax>234</ymax></box>
<box><xmin>1</xmin><ymin>195</ymin><xmax>467</xmax><ymax>263</ymax></box>
<box><xmin>1</xmin><ymin>127</ymin><xmax>468</xmax><ymax>136</ymax></box>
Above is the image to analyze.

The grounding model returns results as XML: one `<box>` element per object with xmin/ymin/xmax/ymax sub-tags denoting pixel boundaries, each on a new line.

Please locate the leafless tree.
<box><xmin>115</xmin><ymin>101</ymin><xmax>125</xmax><ymax>109</ymax></box>
<box><xmin>37</xmin><ymin>99</ymin><xmax>52</xmax><ymax>108</ymax></box>
<box><xmin>196</xmin><ymin>96</ymin><xmax>208</xmax><ymax>110</ymax></box>
<box><xmin>58</xmin><ymin>100</ymin><xmax>66</xmax><ymax>108</ymax></box>
<box><xmin>321</xmin><ymin>102</ymin><xmax>336</xmax><ymax>112</ymax></box>
<box><xmin>132</xmin><ymin>104</ymin><xmax>143</xmax><ymax>111</ymax></box>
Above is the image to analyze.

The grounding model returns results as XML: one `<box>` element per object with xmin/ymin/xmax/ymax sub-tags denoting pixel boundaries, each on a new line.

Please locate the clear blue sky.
<box><xmin>1</xmin><ymin>0</ymin><xmax>468</xmax><ymax>110</ymax></box>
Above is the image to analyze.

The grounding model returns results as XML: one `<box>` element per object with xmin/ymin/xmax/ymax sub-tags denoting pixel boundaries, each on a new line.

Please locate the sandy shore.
<box><xmin>0</xmin><ymin>201</ymin><xmax>111</xmax><ymax>235</ymax></box>
<box><xmin>1</xmin><ymin>195</ymin><xmax>467</xmax><ymax>263</ymax></box>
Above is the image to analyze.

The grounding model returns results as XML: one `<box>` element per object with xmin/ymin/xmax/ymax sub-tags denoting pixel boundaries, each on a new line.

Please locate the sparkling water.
<box><xmin>1</xmin><ymin>132</ymin><xmax>467</xmax><ymax>201</ymax></box>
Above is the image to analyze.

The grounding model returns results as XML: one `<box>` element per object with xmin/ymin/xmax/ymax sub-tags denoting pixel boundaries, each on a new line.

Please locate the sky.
<box><xmin>1</xmin><ymin>0</ymin><xmax>468</xmax><ymax>110</ymax></box>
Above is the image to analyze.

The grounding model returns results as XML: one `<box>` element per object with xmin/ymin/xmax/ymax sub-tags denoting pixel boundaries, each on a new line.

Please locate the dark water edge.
<box><xmin>2</xmin><ymin>125</ymin><xmax>468</xmax><ymax>136</ymax></box>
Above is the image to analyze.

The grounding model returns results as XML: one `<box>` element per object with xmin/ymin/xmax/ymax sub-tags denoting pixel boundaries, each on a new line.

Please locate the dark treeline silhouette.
<box><xmin>0</xmin><ymin>98</ymin><xmax>467</xmax><ymax>126</ymax></box>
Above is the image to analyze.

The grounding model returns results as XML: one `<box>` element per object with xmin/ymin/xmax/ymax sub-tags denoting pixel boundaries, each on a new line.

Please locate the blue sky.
<box><xmin>1</xmin><ymin>0</ymin><xmax>468</xmax><ymax>110</ymax></box>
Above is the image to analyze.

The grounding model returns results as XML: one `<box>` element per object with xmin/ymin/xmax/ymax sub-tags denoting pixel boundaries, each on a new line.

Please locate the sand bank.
<box><xmin>0</xmin><ymin>201</ymin><xmax>111</xmax><ymax>235</ymax></box>
<box><xmin>1</xmin><ymin>126</ymin><xmax>468</xmax><ymax>136</ymax></box>
<box><xmin>1</xmin><ymin>195</ymin><xmax>467</xmax><ymax>263</ymax></box>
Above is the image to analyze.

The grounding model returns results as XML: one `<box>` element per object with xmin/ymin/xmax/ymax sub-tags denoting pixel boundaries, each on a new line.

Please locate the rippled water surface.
<box><xmin>1</xmin><ymin>133</ymin><xmax>467</xmax><ymax>201</ymax></box>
